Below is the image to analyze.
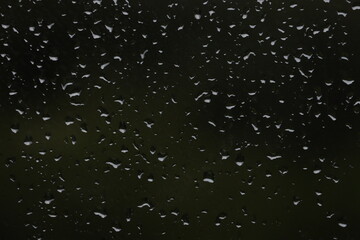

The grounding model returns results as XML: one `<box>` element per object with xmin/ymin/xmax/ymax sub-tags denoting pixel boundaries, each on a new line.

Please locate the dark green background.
<box><xmin>1</xmin><ymin>0</ymin><xmax>360</xmax><ymax>239</ymax></box>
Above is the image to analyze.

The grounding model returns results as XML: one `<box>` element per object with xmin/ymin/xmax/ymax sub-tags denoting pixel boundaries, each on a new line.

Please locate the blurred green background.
<box><xmin>1</xmin><ymin>0</ymin><xmax>360</xmax><ymax>239</ymax></box>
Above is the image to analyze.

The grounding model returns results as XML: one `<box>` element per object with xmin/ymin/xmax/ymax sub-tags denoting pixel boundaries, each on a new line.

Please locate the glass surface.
<box><xmin>1</xmin><ymin>0</ymin><xmax>360</xmax><ymax>239</ymax></box>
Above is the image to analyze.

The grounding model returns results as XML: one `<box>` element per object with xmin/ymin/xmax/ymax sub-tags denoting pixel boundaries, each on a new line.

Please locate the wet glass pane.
<box><xmin>1</xmin><ymin>0</ymin><xmax>360</xmax><ymax>239</ymax></box>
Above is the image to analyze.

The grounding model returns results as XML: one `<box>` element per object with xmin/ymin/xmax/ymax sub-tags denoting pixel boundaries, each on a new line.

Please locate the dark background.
<box><xmin>1</xmin><ymin>0</ymin><xmax>360</xmax><ymax>239</ymax></box>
